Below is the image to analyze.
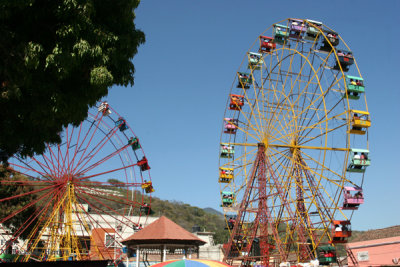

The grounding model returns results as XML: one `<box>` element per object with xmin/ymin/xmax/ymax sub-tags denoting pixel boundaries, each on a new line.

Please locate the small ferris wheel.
<box><xmin>1</xmin><ymin>101</ymin><xmax>154</xmax><ymax>263</ymax></box>
<box><xmin>218</xmin><ymin>18</ymin><xmax>371</xmax><ymax>266</ymax></box>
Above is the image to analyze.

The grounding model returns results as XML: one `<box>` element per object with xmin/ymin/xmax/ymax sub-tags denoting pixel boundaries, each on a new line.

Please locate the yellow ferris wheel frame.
<box><xmin>219</xmin><ymin>18</ymin><xmax>370</xmax><ymax>264</ymax></box>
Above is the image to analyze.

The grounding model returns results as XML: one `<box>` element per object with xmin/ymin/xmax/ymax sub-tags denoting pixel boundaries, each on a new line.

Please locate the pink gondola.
<box><xmin>341</xmin><ymin>186</ymin><xmax>364</xmax><ymax>210</ymax></box>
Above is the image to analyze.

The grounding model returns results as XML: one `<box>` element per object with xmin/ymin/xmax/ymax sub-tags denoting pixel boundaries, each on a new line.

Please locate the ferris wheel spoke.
<box><xmin>296</xmin><ymin>52</ymin><xmax>319</xmax><ymax>129</ymax></box>
<box><xmin>10</xmin><ymin>186</ymin><xmax>62</xmax><ymax>248</ymax></box>
<box><xmin>265</xmin><ymin>156</ymin><xmax>312</xmax><ymax>251</ymax></box>
<box><xmin>279</xmin><ymin>157</ymin><xmax>327</xmax><ymax>250</ymax></box>
<box><xmin>75</xmin><ymin>141</ymin><xmax>132</xmax><ymax>176</ymax></box>
<box><xmin>23</xmin><ymin>188</ymin><xmax>71</xmax><ymax>259</ymax></box>
<box><xmin>58</xmin><ymin>125</ymin><xmax>73</xmax><ymax>177</ymax></box>
<box><xmin>221</xmin><ymin>148</ymin><xmax>258</xmax><ymax>170</ymax></box>
<box><xmin>0</xmin><ymin>182</ymin><xmax>58</xmax><ymax>203</ymax></box>
<box><xmin>270</xmin><ymin>143</ymin><xmax>348</xmax><ymax>152</ymax></box>
<box><xmin>235</xmin><ymin>123</ymin><xmax>262</xmax><ymax>143</ymax></box>
<box><xmin>67</xmin><ymin>117</ymin><xmax>99</xmax><ymax>173</ymax></box>
<box><xmin>267</xmin><ymin>52</ymin><xmax>298</xmax><ymax>139</ymax></box>
<box><xmin>245</xmin><ymin>80</ymin><xmax>267</xmax><ymax>136</ymax></box>
<box><xmin>262</xmin><ymin>53</ymin><xmax>274</xmax><ymax>131</ymax></box>
<box><xmin>268</xmin><ymin>151</ymin><xmax>298</xmax><ymax>212</ymax></box>
<box><xmin>267</xmin><ymin>98</ymin><xmax>292</xmax><ymax>142</ymax></box>
<box><xmin>298</xmin><ymin>165</ymin><xmax>341</xmax><ymax>221</ymax></box>
<box><xmin>250</xmin><ymin>52</ymin><xmax>272</xmax><ymax>133</ymax></box>
<box><xmin>46</xmin><ymin>142</ymin><xmax>64</xmax><ymax>178</ymax></box>
<box><xmin>277</xmin><ymin>148</ymin><xmax>339</xmax><ymax>186</ymax></box>
<box><xmin>268</xmin><ymin>52</ymin><xmax>333</xmax><ymax>140</ymax></box>
<box><xmin>3</xmin><ymin>169</ymin><xmax>55</xmax><ymax>185</ymax></box>
<box><xmin>62</xmin><ymin>125</ymin><xmax>80</xmax><ymax>177</ymax></box>
<box><xmin>299</xmin><ymin>149</ymin><xmax>349</xmax><ymax>185</ymax></box>
<box><xmin>0</xmin><ymin>183</ymin><xmax>61</xmax><ymax>225</ymax></box>
<box><xmin>71</xmin><ymin>116</ymin><xmax>108</xmax><ymax>174</ymax></box>
<box><xmin>299</xmin><ymin>122</ymin><xmax>347</xmax><ymax>146</ymax></box>
<box><xmin>263</xmin><ymin>54</ymin><xmax>288</xmax><ymax>137</ymax></box>
<box><xmin>75</xmin><ymin>187</ymin><xmax>138</xmax><ymax>226</ymax></box>
<box><xmin>19</xmin><ymin>154</ymin><xmax>59</xmax><ymax>181</ymax></box>
<box><xmin>67</xmin><ymin>120</ymin><xmax>86</xmax><ymax>175</ymax></box>
<box><xmin>71</xmin><ymin>211</ymin><xmax>117</xmax><ymax>259</ymax></box>
<box><xmin>276</xmin><ymin>114</ymin><xmax>347</xmax><ymax>146</ymax></box>
<box><xmin>237</xmin><ymin>108</ymin><xmax>264</xmax><ymax>140</ymax></box>
<box><xmin>76</xmin><ymin>183</ymin><xmax>142</xmax><ymax>208</ymax></box>
<box><xmin>41</xmin><ymin>152</ymin><xmax>59</xmax><ymax>178</ymax></box>
<box><xmin>79</xmin><ymin>180</ymin><xmax>142</xmax><ymax>188</ymax></box>
<box><xmin>261</xmin><ymin>56</ymin><xmax>279</xmax><ymax>137</ymax></box>
<box><xmin>285</xmin><ymin>46</ymin><xmax>316</xmax><ymax>131</ymax></box>
<box><xmin>297</xmin><ymin>71</ymin><xmax>343</xmax><ymax>133</ymax></box>
<box><xmin>296</xmin><ymin>54</ymin><xmax>333</xmax><ymax>130</ymax></box>
<box><xmin>298</xmin><ymin>97</ymin><xmax>346</xmax><ymax>144</ymax></box>
<box><xmin>75</xmin><ymin>161</ymin><xmax>139</xmax><ymax>181</ymax></box>
<box><xmin>297</xmin><ymin>158</ymin><xmax>342</xmax><ymax>222</ymax></box>
<box><xmin>268</xmin><ymin>146</ymin><xmax>339</xmax><ymax>225</ymax></box>
<box><xmin>288</xmin><ymin>58</ymin><xmax>338</xmax><ymax>129</ymax></box>
<box><xmin>294</xmin><ymin>156</ymin><xmax>331</xmax><ymax>217</ymax></box>
<box><xmin>73</xmin><ymin>127</ymin><xmax>120</xmax><ymax>176</ymax></box>
<box><xmin>14</xmin><ymin>206</ymin><xmax>57</xmax><ymax>260</ymax></box>
<box><xmin>27</xmin><ymin>154</ymin><xmax>57</xmax><ymax>179</ymax></box>
<box><xmin>268</xmin><ymin>153</ymin><xmax>296</xmax><ymax>214</ymax></box>
<box><xmin>9</xmin><ymin>160</ymin><xmax>53</xmax><ymax>181</ymax></box>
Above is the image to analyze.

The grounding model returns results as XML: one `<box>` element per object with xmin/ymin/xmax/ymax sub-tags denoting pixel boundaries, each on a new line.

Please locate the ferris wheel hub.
<box><xmin>290</xmin><ymin>138</ymin><xmax>299</xmax><ymax>154</ymax></box>
<box><xmin>262</xmin><ymin>135</ymin><xmax>269</xmax><ymax>149</ymax></box>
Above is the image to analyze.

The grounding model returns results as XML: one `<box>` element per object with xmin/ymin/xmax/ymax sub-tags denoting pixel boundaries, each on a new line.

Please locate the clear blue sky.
<box><xmin>106</xmin><ymin>0</ymin><xmax>400</xmax><ymax>231</ymax></box>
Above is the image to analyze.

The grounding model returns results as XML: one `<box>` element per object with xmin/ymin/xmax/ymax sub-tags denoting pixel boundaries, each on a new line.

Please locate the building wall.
<box><xmin>89</xmin><ymin>228</ymin><xmax>116</xmax><ymax>260</ymax></box>
<box><xmin>199</xmin><ymin>245</ymin><xmax>224</xmax><ymax>261</ymax></box>
<box><xmin>194</xmin><ymin>231</ymin><xmax>223</xmax><ymax>261</ymax></box>
<box><xmin>347</xmin><ymin>236</ymin><xmax>400</xmax><ymax>267</ymax></box>
<box><xmin>194</xmin><ymin>232</ymin><xmax>215</xmax><ymax>247</ymax></box>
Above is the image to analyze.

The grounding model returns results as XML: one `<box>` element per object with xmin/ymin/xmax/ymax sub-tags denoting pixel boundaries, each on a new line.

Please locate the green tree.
<box><xmin>107</xmin><ymin>178</ymin><xmax>125</xmax><ymax>188</ymax></box>
<box><xmin>0</xmin><ymin>0</ymin><xmax>145</xmax><ymax>160</ymax></box>
<box><xmin>0</xmin><ymin>166</ymin><xmax>38</xmax><ymax>240</ymax></box>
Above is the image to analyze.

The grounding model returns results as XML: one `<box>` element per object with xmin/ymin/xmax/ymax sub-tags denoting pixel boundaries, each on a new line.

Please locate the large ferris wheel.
<box><xmin>218</xmin><ymin>18</ymin><xmax>371</xmax><ymax>266</ymax></box>
<box><xmin>0</xmin><ymin>102</ymin><xmax>154</xmax><ymax>263</ymax></box>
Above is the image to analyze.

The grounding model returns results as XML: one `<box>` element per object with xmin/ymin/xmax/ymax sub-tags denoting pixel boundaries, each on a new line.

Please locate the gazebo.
<box><xmin>122</xmin><ymin>216</ymin><xmax>206</xmax><ymax>265</ymax></box>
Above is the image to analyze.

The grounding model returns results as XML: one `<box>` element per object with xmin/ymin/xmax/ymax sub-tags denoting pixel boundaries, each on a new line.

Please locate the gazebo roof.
<box><xmin>122</xmin><ymin>216</ymin><xmax>206</xmax><ymax>246</ymax></box>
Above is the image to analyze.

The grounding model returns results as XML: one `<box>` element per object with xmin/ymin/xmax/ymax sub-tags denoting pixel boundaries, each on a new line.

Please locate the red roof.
<box><xmin>122</xmin><ymin>216</ymin><xmax>206</xmax><ymax>245</ymax></box>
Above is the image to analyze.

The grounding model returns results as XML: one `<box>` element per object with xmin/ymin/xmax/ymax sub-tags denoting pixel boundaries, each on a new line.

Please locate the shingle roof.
<box><xmin>122</xmin><ymin>216</ymin><xmax>206</xmax><ymax>245</ymax></box>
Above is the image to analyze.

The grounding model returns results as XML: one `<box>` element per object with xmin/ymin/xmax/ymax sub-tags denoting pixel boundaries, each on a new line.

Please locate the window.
<box><xmin>105</xmin><ymin>234</ymin><xmax>116</xmax><ymax>248</ymax></box>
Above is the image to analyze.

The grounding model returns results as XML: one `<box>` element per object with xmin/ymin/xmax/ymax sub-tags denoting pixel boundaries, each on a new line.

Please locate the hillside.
<box><xmin>349</xmin><ymin>225</ymin><xmax>400</xmax><ymax>242</ymax></box>
<box><xmin>148</xmin><ymin>196</ymin><xmax>400</xmax><ymax>245</ymax></box>
<box><xmin>75</xmin><ymin>182</ymin><xmax>399</xmax><ymax>246</ymax></box>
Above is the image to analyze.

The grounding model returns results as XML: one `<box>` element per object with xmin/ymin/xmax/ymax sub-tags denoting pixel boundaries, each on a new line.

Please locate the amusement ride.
<box><xmin>218</xmin><ymin>18</ymin><xmax>370</xmax><ymax>266</ymax></box>
<box><xmin>0</xmin><ymin>102</ymin><xmax>154</xmax><ymax>263</ymax></box>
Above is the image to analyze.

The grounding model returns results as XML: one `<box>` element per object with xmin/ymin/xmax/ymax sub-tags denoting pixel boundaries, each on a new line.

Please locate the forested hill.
<box><xmin>148</xmin><ymin>195</ymin><xmax>400</xmax><ymax>245</ymax></box>
<box><xmin>88</xmin><ymin>181</ymin><xmax>399</xmax><ymax>245</ymax></box>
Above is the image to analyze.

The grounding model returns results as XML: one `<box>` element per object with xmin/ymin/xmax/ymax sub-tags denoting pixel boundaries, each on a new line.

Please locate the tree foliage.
<box><xmin>0</xmin><ymin>0</ymin><xmax>145</xmax><ymax>160</ymax></box>
<box><xmin>107</xmin><ymin>178</ymin><xmax>125</xmax><ymax>188</ymax></box>
<box><xmin>0</xmin><ymin>166</ymin><xmax>38</xmax><ymax>239</ymax></box>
